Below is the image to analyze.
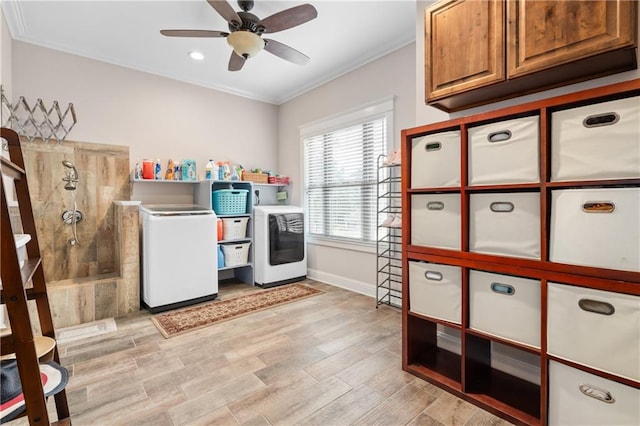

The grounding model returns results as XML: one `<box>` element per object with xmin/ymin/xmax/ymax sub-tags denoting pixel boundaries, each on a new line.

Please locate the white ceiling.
<box><xmin>2</xmin><ymin>0</ymin><xmax>417</xmax><ymax>104</ymax></box>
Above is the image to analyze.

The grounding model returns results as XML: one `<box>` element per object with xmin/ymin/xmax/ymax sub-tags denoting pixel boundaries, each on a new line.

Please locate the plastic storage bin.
<box><xmin>547</xmin><ymin>282</ymin><xmax>640</xmax><ymax>382</ymax></box>
<box><xmin>549</xmin><ymin>187</ymin><xmax>640</xmax><ymax>272</ymax></box>
<box><xmin>468</xmin><ymin>115</ymin><xmax>540</xmax><ymax>185</ymax></box>
<box><xmin>469</xmin><ymin>270</ymin><xmax>541</xmax><ymax>348</ymax></box>
<box><xmin>212</xmin><ymin>189</ymin><xmax>248</xmax><ymax>215</ymax></box>
<box><xmin>411</xmin><ymin>193</ymin><xmax>461</xmax><ymax>250</ymax></box>
<box><xmin>411</xmin><ymin>130</ymin><xmax>461</xmax><ymax>188</ymax></box>
<box><xmin>548</xmin><ymin>360</ymin><xmax>640</xmax><ymax>426</ymax></box>
<box><xmin>221</xmin><ymin>242</ymin><xmax>251</xmax><ymax>267</ymax></box>
<box><xmin>409</xmin><ymin>261</ymin><xmax>461</xmax><ymax>324</ymax></box>
<box><xmin>551</xmin><ymin>96</ymin><xmax>640</xmax><ymax>182</ymax></box>
<box><xmin>222</xmin><ymin>217</ymin><xmax>249</xmax><ymax>240</ymax></box>
<box><xmin>469</xmin><ymin>192</ymin><xmax>540</xmax><ymax>259</ymax></box>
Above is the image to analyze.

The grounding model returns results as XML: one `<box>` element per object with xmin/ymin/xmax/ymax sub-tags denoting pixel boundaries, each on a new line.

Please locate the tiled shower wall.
<box><xmin>21</xmin><ymin>139</ymin><xmax>130</xmax><ymax>280</ymax></box>
<box><xmin>12</xmin><ymin>138</ymin><xmax>139</xmax><ymax>328</ymax></box>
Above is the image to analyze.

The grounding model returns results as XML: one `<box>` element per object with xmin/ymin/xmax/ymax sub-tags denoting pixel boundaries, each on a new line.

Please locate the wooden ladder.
<box><xmin>1</xmin><ymin>127</ymin><xmax>71</xmax><ymax>425</ymax></box>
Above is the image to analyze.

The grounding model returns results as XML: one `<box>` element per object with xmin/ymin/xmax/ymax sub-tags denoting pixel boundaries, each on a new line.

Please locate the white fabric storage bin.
<box><xmin>469</xmin><ymin>192</ymin><xmax>540</xmax><ymax>259</ymax></box>
<box><xmin>548</xmin><ymin>360</ymin><xmax>640</xmax><ymax>426</ymax></box>
<box><xmin>411</xmin><ymin>194</ymin><xmax>461</xmax><ymax>250</ymax></box>
<box><xmin>547</xmin><ymin>282</ymin><xmax>640</xmax><ymax>382</ymax></box>
<box><xmin>411</xmin><ymin>130</ymin><xmax>461</xmax><ymax>188</ymax></box>
<box><xmin>551</xmin><ymin>96</ymin><xmax>640</xmax><ymax>181</ymax></box>
<box><xmin>469</xmin><ymin>270</ymin><xmax>541</xmax><ymax>348</ymax></box>
<box><xmin>409</xmin><ymin>261</ymin><xmax>461</xmax><ymax>324</ymax></box>
<box><xmin>549</xmin><ymin>187</ymin><xmax>640</xmax><ymax>272</ymax></box>
<box><xmin>468</xmin><ymin>115</ymin><xmax>540</xmax><ymax>185</ymax></box>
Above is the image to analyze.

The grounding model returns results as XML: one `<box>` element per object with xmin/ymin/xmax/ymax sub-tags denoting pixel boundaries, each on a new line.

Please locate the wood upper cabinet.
<box><xmin>508</xmin><ymin>0</ymin><xmax>638</xmax><ymax>77</ymax></box>
<box><xmin>425</xmin><ymin>0</ymin><xmax>638</xmax><ymax>111</ymax></box>
<box><xmin>425</xmin><ymin>0</ymin><xmax>505</xmax><ymax>100</ymax></box>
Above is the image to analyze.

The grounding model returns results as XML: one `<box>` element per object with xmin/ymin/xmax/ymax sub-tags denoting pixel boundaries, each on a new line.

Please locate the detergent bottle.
<box><xmin>222</xmin><ymin>161</ymin><xmax>231</xmax><ymax>180</ymax></box>
<box><xmin>217</xmin><ymin>245</ymin><xmax>225</xmax><ymax>268</ymax></box>
<box><xmin>205</xmin><ymin>159</ymin><xmax>215</xmax><ymax>180</ymax></box>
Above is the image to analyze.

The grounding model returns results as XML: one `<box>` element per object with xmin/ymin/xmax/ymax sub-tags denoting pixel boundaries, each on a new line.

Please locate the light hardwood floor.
<box><xmin>16</xmin><ymin>280</ymin><xmax>513</xmax><ymax>425</ymax></box>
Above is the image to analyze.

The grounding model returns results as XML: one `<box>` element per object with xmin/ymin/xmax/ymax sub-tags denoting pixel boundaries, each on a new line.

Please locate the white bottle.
<box><xmin>205</xmin><ymin>159</ymin><xmax>215</xmax><ymax>180</ymax></box>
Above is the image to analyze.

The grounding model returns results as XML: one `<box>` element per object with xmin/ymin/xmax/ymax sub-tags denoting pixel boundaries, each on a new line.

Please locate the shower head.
<box><xmin>62</xmin><ymin>160</ymin><xmax>79</xmax><ymax>190</ymax></box>
<box><xmin>62</xmin><ymin>160</ymin><xmax>78</xmax><ymax>178</ymax></box>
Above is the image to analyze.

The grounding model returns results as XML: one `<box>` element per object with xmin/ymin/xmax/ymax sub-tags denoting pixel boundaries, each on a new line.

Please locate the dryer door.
<box><xmin>269</xmin><ymin>213</ymin><xmax>305</xmax><ymax>265</ymax></box>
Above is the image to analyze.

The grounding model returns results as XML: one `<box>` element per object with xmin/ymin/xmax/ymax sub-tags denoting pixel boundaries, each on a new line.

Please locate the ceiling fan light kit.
<box><xmin>161</xmin><ymin>0</ymin><xmax>317</xmax><ymax>71</ymax></box>
<box><xmin>227</xmin><ymin>31</ymin><xmax>264</xmax><ymax>58</ymax></box>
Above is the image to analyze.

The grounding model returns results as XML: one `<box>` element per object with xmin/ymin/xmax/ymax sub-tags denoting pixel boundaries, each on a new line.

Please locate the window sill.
<box><xmin>307</xmin><ymin>236</ymin><xmax>376</xmax><ymax>254</ymax></box>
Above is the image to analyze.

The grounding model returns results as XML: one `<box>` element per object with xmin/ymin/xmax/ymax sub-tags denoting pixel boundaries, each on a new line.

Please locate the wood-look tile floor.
<box><xmin>15</xmin><ymin>280</ymin><xmax>513</xmax><ymax>426</ymax></box>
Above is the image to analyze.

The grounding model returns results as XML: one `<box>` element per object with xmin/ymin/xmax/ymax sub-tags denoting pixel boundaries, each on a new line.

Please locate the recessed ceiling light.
<box><xmin>188</xmin><ymin>51</ymin><xmax>204</xmax><ymax>61</ymax></box>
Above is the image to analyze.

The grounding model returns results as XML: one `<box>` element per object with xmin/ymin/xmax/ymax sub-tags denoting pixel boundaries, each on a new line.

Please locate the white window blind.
<box><xmin>303</xmin><ymin>101</ymin><xmax>391</xmax><ymax>245</ymax></box>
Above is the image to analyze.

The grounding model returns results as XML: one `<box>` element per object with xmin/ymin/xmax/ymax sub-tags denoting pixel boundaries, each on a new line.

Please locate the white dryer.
<box><xmin>253</xmin><ymin>205</ymin><xmax>306</xmax><ymax>288</ymax></box>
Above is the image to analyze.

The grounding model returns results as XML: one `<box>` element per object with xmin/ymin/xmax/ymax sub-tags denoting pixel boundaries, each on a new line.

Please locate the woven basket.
<box><xmin>242</xmin><ymin>171</ymin><xmax>268</xmax><ymax>183</ymax></box>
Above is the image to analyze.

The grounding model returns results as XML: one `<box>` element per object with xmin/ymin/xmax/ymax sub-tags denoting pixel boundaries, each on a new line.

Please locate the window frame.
<box><xmin>300</xmin><ymin>97</ymin><xmax>395</xmax><ymax>252</ymax></box>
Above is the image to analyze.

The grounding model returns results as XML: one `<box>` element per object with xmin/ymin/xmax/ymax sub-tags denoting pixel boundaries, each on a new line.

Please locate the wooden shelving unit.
<box><xmin>401</xmin><ymin>80</ymin><xmax>640</xmax><ymax>425</ymax></box>
<box><xmin>1</xmin><ymin>128</ymin><xmax>70</xmax><ymax>424</ymax></box>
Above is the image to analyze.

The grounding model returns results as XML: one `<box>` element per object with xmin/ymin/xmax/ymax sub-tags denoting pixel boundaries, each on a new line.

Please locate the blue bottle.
<box><xmin>155</xmin><ymin>159</ymin><xmax>161</xmax><ymax>180</ymax></box>
<box><xmin>217</xmin><ymin>245</ymin><xmax>225</xmax><ymax>268</ymax></box>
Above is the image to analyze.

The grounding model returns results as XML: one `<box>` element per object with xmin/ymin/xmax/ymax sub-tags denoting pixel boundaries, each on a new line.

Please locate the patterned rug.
<box><xmin>151</xmin><ymin>283</ymin><xmax>323</xmax><ymax>338</ymax></box>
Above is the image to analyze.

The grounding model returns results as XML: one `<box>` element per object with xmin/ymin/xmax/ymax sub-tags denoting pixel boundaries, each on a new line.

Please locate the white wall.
<box><xmin>11</xmin><ymin>41</ymin><xmax>279</xmax><ymax>203</ymax></box>
<box><xmin>278</xmin><ymin>43</ymin><xmax>421</xmax><ymax>296</ymax></box>
<box><xmin>1</xmin><ymin>9</ymin><xmax>13</xmax><ymax>200</ymax></box>
<box><xmin>0</xmin><ymin>9</ymin><xmax>11</xmax><ymax>100</ymax></box>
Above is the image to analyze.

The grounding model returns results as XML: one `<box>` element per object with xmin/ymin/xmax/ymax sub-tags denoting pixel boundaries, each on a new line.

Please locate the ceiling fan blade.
<box><xmin>259</xmin><ymin>4</ymin><xmax>318</xmax><ymax>34</ymax></box>
<box><xmin>263</xmin><ymin>38</ymin><xmax>309</xmax><ymax>66</ymax></box>
<box><xmin>229</xmin><ymin>51</ymin><xmax>246</xmax><ymax>71</ymax></box>
<box><xmin>207</xmin><ymin>0</ymin><xmax>242</xmax><ymax>28</ymax></box>
<box><xmin>160</xmin><ymin>29</ymin><xmax>228</xmax><ymax>38</ymax></box>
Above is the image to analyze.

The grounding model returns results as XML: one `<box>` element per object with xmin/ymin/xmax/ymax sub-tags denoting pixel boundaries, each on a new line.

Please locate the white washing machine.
<box><xmin>253</xmin><ymin>205</ymin><xmax>306</xmax><ymax>288</ymax></box>
<box><xmin>140</xmin><ymin>204</ymin><xmax>218</xmax><ymax>312</ymax></box>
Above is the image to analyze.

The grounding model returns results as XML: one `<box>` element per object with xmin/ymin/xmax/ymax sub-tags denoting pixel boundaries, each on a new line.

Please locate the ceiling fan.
<box><xmin>161</xmin><ymin>0</ymin><xmax>318</xmax><ymax>71</ymax></box>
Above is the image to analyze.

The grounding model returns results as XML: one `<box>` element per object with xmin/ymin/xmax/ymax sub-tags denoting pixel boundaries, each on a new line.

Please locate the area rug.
<box><xmin>151</xmin><ymin>283</ymin><xmax>323</xmax><ymax>338</ymax></box>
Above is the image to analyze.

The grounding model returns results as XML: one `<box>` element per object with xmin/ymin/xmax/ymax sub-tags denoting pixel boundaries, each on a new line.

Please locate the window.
<box><xmin>302</xmin><ymin>99</ymin><xmax>393</xmax><ymax>246</ymax></box>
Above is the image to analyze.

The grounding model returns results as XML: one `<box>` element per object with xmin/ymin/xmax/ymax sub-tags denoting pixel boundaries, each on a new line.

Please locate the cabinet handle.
<box><xmin>491</xmin><ymin>282</ymin><xmax>515</xmax><ymax>296</ymax></box>
<box><xmin>579</xmin><ymin>384</ymin><xmax>615</xmax><ymax>404</ymax></box>
<box><xmin>490</xmin><ymin>202</ymin><xmax>514</xmax><ymax>213</ymax></box>
<box><xmin>582</xmin><ymin>112</ymin><xmax>620</xmax><ymax>128</ymax></box>
<box><xmin>582</xmin><ymin>202</ymin><xmax>615</xmax><ymax>213</ymax></box>
<box><xmin>578</xmin><ymin>299</ymin><xmax>615</xmax><ymax>316</ymax></box>
<box><xmin>424</xmin><ymin>271</ymin><xmax>443</xmax><ymax>281</ymax></box>
<box><xmin>425</xmin><ymin>142</ymin><xmax>441</xmax><ymax>152</ymax></box>
<box><xmin>427</xmin><ymin>201</ymin><xmax>444</xmax><ymax>211</ymax></box>
<box><xmin>487</xmin><ymin>130</ymin><xmax>512</xmax><ymax>143</ymax></box>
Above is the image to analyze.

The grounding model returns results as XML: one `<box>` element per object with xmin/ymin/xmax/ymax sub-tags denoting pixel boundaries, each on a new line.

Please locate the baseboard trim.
<box><xmin>307</xmin><ymin>268</ymin><xmax>375</xmax><ymax>298</ymax></box>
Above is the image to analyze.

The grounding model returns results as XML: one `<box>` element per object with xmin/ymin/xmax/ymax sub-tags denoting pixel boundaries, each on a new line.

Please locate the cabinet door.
<box><xmin>425</xmin><ymin>0</ymin><xmax>505</xmax><ymax>101</ymax></box>
<box><xmin>507</xmin><ymin>0</ymin><xmax>637</xmax><ymax>77</ymax></box>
